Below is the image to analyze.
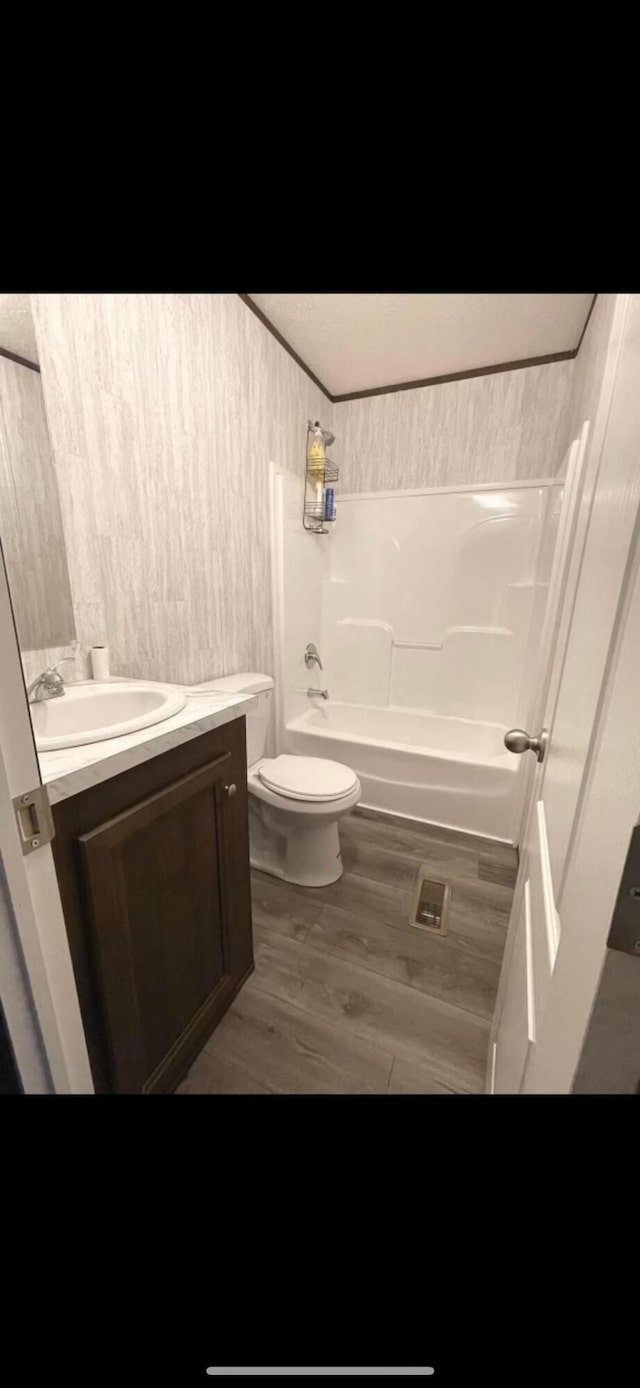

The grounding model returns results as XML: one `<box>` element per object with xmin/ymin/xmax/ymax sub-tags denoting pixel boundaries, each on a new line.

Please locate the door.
<box><xmin>79</xmin><ymin>754</ymin><xmax>244</xmax><ymax>1093</ymax></box>
<box><xmin>491</xmin><ymin>429</ymin><xmax>588</xmax><ymax>1094</ymax></box>
<box><xmin>0</xmin><ymin>542</ymin><xmax>93</xmax><ymax>1093</ymax></box>
<box><xmin>491</xmin><ymin>292</ymin><xmax>640</xmax><ymax>1093</ymax></box>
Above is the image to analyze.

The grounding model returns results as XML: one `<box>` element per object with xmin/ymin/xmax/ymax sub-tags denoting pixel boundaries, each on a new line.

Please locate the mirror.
<box><xmin>0</xmin><ymin>294</ymin><xmax>76</xmax><ymax>655</ymax></box>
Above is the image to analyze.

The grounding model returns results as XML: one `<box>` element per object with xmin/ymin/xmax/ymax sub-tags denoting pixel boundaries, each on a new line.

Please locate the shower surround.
<box><xmin>273</xmin><ymin>469</ymin><xmax>562</xmax><ymax>842</ymax></box>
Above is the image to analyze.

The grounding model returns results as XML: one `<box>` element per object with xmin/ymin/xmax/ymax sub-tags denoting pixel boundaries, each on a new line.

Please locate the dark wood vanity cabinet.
<box><xmin>51</xmin><ymin>717</ymin><xmax>253</xmax><ymax>1093</ymax></box>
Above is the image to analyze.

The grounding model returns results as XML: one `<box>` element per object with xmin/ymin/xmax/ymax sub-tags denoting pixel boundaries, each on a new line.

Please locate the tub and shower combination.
<box><xmin>272</xmin><ymin>470</ymin><xmax>562</xmax><ymax>843</ymax></box>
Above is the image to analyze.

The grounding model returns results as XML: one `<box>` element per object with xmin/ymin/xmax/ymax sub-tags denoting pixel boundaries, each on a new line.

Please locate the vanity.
<box><xmin>0</xmin><ymin>299</ymin><xmax>258</xmax><ymax>1095</ymax></box>
<box><xmin>38</xmin><ymin>687</ymin><xmax>256</xmax><ymax>1094</ymax></box>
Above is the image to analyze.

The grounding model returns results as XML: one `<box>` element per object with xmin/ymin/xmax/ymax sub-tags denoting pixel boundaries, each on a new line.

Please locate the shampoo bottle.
<box><xmin>307</xmin><ymin>422</ymin><xmax>326</xmax><ymax>481</ymax></box>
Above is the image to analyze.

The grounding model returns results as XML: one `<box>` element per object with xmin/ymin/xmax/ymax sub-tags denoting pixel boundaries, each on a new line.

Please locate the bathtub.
<box><xmin>284</xmin><ymin>701</ymin><xmax>521</xmax><ymax>843</ymax></box>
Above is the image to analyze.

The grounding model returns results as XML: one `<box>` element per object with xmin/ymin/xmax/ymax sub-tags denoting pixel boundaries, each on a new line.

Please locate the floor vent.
<box><xmin>409</xmin><ymin>870</ymin><xmax>451</xmax><ymax>935</ymax></box>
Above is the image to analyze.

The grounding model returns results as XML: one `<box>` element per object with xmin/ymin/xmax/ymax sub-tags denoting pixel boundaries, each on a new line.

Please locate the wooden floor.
<box><xmin>177</xmin><ymin>807</ymin><xmax>517</xmax><ymax>1095</ymax></box>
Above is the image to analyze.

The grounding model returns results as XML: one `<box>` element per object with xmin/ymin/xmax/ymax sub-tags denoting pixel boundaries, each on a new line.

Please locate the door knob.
<box><xmin>225</xmin><ymin>783</ymin><xmax>237</xmax><ymax>797</ymax></box>
<box><xmin>504</xmin><ymin>728</ymin><xmax>549</xmax><ymax>763</ymax></box>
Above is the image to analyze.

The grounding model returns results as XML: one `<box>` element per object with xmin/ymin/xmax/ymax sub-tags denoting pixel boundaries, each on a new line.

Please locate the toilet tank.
<box><xmin>204</xmin><ymin>672</ymin><xmax>274</xmax><ymax>766</ymax></box>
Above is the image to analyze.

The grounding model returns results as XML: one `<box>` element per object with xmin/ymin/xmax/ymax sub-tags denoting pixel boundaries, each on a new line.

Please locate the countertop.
<box><xmin>39</xmin><ymin>688</ymin><xmax>256</xmax><ymax>806</ymax></box>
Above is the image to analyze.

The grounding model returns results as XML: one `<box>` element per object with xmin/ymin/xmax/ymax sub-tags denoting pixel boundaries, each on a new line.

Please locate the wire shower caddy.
<box><xmin>302</xmin><ymin>419</ymin><xmax>339</xmax><ymax>534</ymax></box>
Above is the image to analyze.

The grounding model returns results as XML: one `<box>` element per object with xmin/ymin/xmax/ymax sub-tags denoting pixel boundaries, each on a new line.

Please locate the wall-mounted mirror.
<box><xmin>0</xmin><ymin>294</ymin><xmax>76</xmax><ymax>655</ymax></box>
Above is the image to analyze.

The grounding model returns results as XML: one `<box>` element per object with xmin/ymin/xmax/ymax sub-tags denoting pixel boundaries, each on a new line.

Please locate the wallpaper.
<box><xmin>558</xmin><ymin>294</ymin><xmax>617</xmax><ymax>473</ymax></box>
<box><xmin>332</xmin><ymin>359</ymin><xmax>574</xmax><ymax>492</ymax></box>
<box><xmin>0</xmin><ymin>354</ymin><xmax>75</xmax><ymax>650</ymax></box>
<box><xmin>32</xmin><ymin>294</ymin><xmax>331</xmax><ymax>685</ymax></box>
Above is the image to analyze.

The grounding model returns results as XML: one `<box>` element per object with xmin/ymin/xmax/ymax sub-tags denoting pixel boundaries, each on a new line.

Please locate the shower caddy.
<box><xmin>303</xmin><ymin>419</ymin><xmax>339</xmax><ymax>534</ymax></box>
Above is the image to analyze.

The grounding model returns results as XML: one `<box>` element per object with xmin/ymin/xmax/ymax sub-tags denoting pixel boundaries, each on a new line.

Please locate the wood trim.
<box><xmin>0</xmin><ymin>345</ymin><xmax>40</xmax><ymax>373</ymax></box>
<box><xmin>575</xmin><ymin>293</ymin><xmax>598</xmax><ymax>355</ymax></box>
<box><xmin>238</xmin><ymin>294</ymin><xmax>333</xmax><ymax>401</ymax></box>
<box><xmin>239</xmin><ymin>294</ymin><xmax>598</xmax><ymax>403</ymax></box>
<box><xmin>331</xmin><ymin>352</ymin><xmax>577</xmax><ymax>403</ymax></box>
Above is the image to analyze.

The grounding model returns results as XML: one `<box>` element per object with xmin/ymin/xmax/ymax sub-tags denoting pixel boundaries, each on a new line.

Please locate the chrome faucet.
<box><xmin>304</xmin><ymin>643</ymin><xmax>323</xmax><ymax>671</ymax></box>
<box><xmin>27</xmin><ymin>658</ymin><xmax>74</xmax><ymax>704</ymax></box>
<box><xmin>307</xmin><ymin>687</ymin><xmax>329</xmax><ymax>700</ymax></box>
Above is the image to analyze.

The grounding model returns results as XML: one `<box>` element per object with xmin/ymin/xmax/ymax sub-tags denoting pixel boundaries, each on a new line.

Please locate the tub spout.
<box><xmin>308</xmin><ymin>688</ymin><xmax>329</xmax><ymax>700</ymax></box>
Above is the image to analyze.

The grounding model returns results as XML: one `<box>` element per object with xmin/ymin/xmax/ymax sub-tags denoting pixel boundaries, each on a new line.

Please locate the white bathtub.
<box><xmin>284</xmin><ymin>702</ymin><xmax>521</xmax><ymax>843</ymax></box>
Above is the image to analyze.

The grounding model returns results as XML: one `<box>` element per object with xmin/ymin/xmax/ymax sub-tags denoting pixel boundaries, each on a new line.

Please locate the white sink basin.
<box><xmin>31</xmin><ymin>681</ymin><xmax>187</xmax><ymax>751</ymax></box>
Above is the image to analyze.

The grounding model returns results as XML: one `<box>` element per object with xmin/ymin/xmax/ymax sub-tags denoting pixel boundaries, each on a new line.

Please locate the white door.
<box><xmin>490</xmin><ymin>429</ymin><xmax>587</xmax><ymax>1093</ymax></box>
<box><xmin>490</xmin><ymin>292</ymin><xmax>640</xmax><ymax>1094</ymax></box>
<box><xmin>0</xmin><ymin>543</ymin><xmax>93</xmax><ymax>1093</ymax></box>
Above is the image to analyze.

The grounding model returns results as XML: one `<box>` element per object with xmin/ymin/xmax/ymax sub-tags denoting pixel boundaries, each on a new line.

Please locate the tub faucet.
<box><xmin>27</xmin><ymin>658</ymin><xmax>74</xmax><ymax>704</ymax></box>
<box><xmin>308</xmin><ymin>687</ymin><xmax>329</xmax><ymax>700</ymax></box>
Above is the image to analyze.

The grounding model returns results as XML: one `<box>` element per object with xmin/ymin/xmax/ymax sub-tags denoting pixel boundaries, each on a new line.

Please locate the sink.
<box><xmin>31</xmin><ymin>681</ymin><xmax>187</xmax><ymax>752</ymax></box>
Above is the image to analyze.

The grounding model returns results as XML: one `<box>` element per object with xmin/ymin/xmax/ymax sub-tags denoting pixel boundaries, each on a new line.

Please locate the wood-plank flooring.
<box><xmin>177</xmin><ymin>807</ymin><xmax>517</xmax><ymax>1095</ymax></box>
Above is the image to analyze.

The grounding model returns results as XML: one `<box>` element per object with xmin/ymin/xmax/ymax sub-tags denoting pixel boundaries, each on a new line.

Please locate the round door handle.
<box><xmin>504</xmin><ymin>728</ymin><xmax>548</xmax><ymax>763</ymax></box>
<box><xmin>225</xmin><ymin>783</ymin><xmax>237</xmax><ymax>797</ymax></box>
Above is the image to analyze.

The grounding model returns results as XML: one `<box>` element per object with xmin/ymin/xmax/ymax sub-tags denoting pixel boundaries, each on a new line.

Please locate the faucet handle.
<box><xmin>27</xmin><ymin>659</ymin><xmax>72</xmax><ymax>703</ymax></box>
<box><xmin>304</xmin><ymin>643</ymin><xmax>323</xmax><ymax>671</ymax></box>
<box><xmin>43</xmin><ymin>658</ymin><xmax>74</xmax><ymax>693</ymax></box>
<box><xmin>50</xmin><ymin>657</ymin><xmax>75</xmax><ymax>672</ymax></box>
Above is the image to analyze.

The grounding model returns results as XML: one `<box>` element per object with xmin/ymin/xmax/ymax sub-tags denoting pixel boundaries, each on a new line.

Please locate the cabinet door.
<box><xmin>79</xmin><ymin>752</ymin><xmax>245</xmax><ymax>1093</ymax></box>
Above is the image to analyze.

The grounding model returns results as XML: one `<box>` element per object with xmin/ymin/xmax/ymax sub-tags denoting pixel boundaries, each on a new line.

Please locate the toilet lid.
<box><xmin>257</xmin><ymin>755</ymin><xmax>357</xmax><ymax>802</ymax></box>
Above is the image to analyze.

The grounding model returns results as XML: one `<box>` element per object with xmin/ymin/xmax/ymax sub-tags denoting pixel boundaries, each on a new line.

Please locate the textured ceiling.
<box><xmin>248</xmin><ymin>293</ymin><xmax>594</xmax><ymax>396</ymax></box>
<box><xmin>0</xmin><ymin>293</ymin><xmax>39</xmax><ymax>363</ymax></box>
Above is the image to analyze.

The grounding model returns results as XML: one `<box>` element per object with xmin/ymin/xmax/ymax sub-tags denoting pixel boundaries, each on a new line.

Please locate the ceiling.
<box><xmin>0</xmin><ymin>293</ymin><xmax>595</xmax><ymax>395</ymax></box>
<box><xmin>248</xmin><ymin>293</ymin><xmax>594</xmax><ymax>398</ymax></box>
<box><xmin>0</xmin><ymin>293</ymin><xmax>39</xmax><ymax>363</ymax></box>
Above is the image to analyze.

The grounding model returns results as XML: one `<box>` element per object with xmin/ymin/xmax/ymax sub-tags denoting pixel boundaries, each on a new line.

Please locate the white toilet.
<box><xmin>198</xmin><ymin>673</ymin><xmax>361</xmax><ymax>887</ymax></box>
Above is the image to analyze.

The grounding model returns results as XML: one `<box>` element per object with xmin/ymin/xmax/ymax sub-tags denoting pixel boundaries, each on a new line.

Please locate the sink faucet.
<box><xmin>307</xmin><ymin>687</ymin><xmax>329</xmax><ymax>700</ymax></box>
<box><xmin>27</xmin><ymin>658</ymin><xmax>74</xmax><ymax>704</ymax></box>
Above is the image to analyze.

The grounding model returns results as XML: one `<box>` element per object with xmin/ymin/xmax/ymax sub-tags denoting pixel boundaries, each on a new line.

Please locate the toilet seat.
<box><xmin>257</xmin><ymin>754</ymin><xmax>358</xmax><ymax>803</ymax></box>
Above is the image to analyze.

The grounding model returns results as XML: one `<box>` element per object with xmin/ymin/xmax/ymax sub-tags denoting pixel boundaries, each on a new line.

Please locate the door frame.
<box><xmin>0</xmin><ymin>542</ymin><xmax>93</xmax><ymax>1093</ymax></box>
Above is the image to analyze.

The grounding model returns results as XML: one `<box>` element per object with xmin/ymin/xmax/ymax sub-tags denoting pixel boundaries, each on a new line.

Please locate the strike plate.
<box><xmin>12</xmin><ymin>784</ymin><xmax>55</xmax><ymax>856</ymax></box>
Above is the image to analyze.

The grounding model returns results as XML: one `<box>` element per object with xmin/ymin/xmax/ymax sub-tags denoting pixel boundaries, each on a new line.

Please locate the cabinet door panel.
<box><xmin>80</xmin><ymin>754</ymin><xmax>232</xmax><ymax>1092</ymax></box>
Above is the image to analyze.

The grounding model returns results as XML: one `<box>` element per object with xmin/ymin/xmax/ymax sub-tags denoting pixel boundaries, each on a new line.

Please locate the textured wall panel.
<box><xmin>332</xmin><ymin>360</ymin><xmax>574</xmax><ymax>493</ymax></box>
<box><xmin>32</xmin><ymin>294</ymin><xmax>331</xmax><ymax>685</ymax></box>
<box><xmin>0</xmin><ymin>355</ymin><xmax>75</xmax><ymax>650</ymax></box>
<box><xmin>558</xmin><ymin>294</ymin><xmax>617</xmax><ymax>475</ymax></box>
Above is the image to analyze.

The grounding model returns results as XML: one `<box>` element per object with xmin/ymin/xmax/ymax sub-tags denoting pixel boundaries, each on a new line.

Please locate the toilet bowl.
<box><xmin>248</xmin><ymin>753</ymin><xmax>361</xmax><ymax>886</ymax></box>
<box><xmin>188</xmin><ymin>673</ymin><xmax>361</xmax><ymax>887</ymax></box>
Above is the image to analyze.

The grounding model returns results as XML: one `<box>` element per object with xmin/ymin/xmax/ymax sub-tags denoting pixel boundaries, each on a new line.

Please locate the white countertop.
<box><xmin>39</xmin><ymin>688</ymin><xmax>256</xmax><ymax>805</ymax></box>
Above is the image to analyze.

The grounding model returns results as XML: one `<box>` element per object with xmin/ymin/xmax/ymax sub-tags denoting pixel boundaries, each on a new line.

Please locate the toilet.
<box><xmin>191</xmin><ymin>673</ymin><xmax>361</xmax><ymax>887</ymax></box>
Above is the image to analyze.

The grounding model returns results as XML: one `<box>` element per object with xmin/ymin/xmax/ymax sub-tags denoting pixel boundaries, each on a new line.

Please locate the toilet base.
<box><xmin>250</xmin><ymin>855</ymin><xmax>343</xmax><ymax>889</ymax></box>
<box><xmin>249</xmin><ymin>802</ymin><xmax>345</xmax><ymax>887</ymax></box>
